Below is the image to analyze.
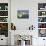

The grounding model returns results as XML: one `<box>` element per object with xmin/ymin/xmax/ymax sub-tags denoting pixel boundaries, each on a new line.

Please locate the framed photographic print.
<box><xmin>38</xmin><ymin>3</ymin><xmax>46</xmax><ymax>10</ymax></box>
<box><xmin>17</xmin><ymin>10</ymin><xmax>29</xmax><ymax>19</ymax></box>
<box><xmin>0</xmin><ymin>17</ymin><xmax>8</xmax><ymax>22</ymax></box>
<box><xmin>38</xmin><ymin>29</ymin><xmax>46</xmax><ymax>37</ymax></box>
<box><xmin>0</xmin><ymin>23</ymin><xmax>8</xmax><ymax>37</ymax></box>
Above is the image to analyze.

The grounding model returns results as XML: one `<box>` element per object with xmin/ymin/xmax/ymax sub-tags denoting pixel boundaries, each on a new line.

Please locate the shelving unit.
<box><xmin>38</xmin><ymin>3</ymin><xmax>46</xmax><ymax>37</ymax></box>
<box><xmin>0</xmin><ymin>3</ymin><xmax>8</xmax><ymax>37</ymax></box>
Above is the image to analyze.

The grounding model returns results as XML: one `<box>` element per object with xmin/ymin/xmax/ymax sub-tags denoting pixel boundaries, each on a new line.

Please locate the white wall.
<box><xmin>11</xmin><ymin>0</ymin><xmax>46</xmax><ymax>46</ymax></box>
<box><xmin>11</xmin><ymin>0</ymin><xmax>38</xmax><ymax>30</ymax></box>
<box><xmin>11</xmin><ymin>0</ymin><xmax>38</xmax><ymax>45</ymax></box>
<box><xmin>11</xmin><ymin>0</ymin><xmax>46</xmax><ymax>30</ymax></box>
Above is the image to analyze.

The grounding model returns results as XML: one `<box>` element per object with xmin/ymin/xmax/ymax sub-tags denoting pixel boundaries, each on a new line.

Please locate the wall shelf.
<box><xmin>38</xmin><ymin>10</ymin><xmax>46</xmax><ymax>11</ymax></box>
<box><xmin>0</xmin><ymin>16</ymin><xmax>8</xmax><ymax>17</ymax></box>
<box><xmin>38</xmin><ymin>22</ymin><xmax>46</xmax><ymax>23</ymax></box>
<box><xmin>38</xmin><ymin>28</ymin><xmax>46</xmax><ymax>29</ymax></box>
<box><xmin>0</xmin><ymin>10</ymin><xmax>8</xmax><ymax>11</ymax></box>
<box><xmin>38</xmin><ymin>16</ymin><xmax>46</xmax><ymax>17</ymax></box>
<box><xmin>0</xmin><ymin>22</ymin><xmax>8</xmax><ymax>23</ymax></box>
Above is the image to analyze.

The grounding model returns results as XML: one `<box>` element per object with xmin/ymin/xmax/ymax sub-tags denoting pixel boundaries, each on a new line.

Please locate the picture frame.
<box><xmin>38</xmin><ymin>29</ymin><xmax>46</xmax><ymax>37</ymax></box>
<box><xmin>17</xmin><ymin>10</ymin><xmax>29</xmax><ymax>19</ymax></box>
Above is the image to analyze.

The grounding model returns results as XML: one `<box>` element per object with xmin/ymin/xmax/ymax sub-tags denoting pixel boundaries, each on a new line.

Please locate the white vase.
<box><xmin>21</xmin><ymin>40</ymin><xmax>25</xmax><ymax>46</ymax></box>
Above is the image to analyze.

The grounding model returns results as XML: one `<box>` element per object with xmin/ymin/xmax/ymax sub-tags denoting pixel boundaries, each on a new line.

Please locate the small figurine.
<box><xmin>11</xmin><ymin>23</ymin><xmax>16</xmax><ymax>30</ymax></box>
<box><xmin>29</xmin><ymin>25</ymin><xmax>35</xmax><ymax>30</ymax></box>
